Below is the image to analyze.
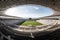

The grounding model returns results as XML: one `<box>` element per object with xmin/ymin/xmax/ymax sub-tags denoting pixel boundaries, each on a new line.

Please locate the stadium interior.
<box><xmin>0</xmin><ymin>0</ymin><xmax>60</xmax><ymax>40</ymax></box>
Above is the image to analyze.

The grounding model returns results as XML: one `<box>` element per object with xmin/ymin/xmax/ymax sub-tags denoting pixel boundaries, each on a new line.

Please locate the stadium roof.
<box><xmin>0</xmin><ymin>0</ymin><xmax>59</xmax><ymax>16</ymax></box>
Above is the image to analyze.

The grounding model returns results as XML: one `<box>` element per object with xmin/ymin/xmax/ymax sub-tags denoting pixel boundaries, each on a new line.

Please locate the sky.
<box><xmin>4</xmin><ymin>4</ymin><xmax>54</xmax><ymax>18</ymax></box>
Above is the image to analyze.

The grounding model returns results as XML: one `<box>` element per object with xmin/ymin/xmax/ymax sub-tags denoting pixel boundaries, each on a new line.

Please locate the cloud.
<box><xmin>4</xmin><ymin>4</ymin><xmax>54</xmax><ymax>18</ymax></box>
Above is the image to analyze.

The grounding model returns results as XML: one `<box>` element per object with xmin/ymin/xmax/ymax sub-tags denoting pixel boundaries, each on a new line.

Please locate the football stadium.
<box><xmin>0</xmin><ymin>0</ymin><xmax>60</xmax><ymax>40</ymax></box>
